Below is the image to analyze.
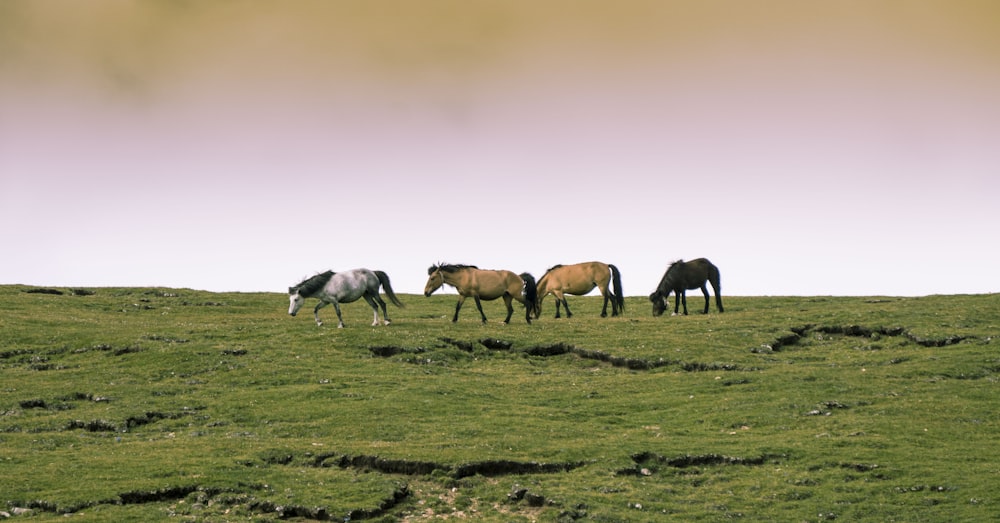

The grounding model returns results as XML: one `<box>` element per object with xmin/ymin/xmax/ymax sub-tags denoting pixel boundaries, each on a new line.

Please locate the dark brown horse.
<box><xmin>424</xmin><ymin>264</ymin><xmax>538</xmax><ymax>324</ymax></box>
<box><xmin>535</xmin><ymin>261</ymin><xmax>624</xmax><ymax>318</ymax></box>
<box><xmin>649</xmin><ymin>258</ymin><xmax>724</xmax><ymax>316</ymax></box>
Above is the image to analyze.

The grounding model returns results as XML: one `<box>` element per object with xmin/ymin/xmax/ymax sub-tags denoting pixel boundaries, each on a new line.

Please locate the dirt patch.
<box><xmin>619</xmin><ymin>452</ymin><xmax>784</xmax><ymax>476</ymax></box>
<box><xmin>369</xmin><ymin>346</ymin><xmax>427</xmax><ymax>357</ymax></box>
<box><xmin>23</xmin><ymin>288</ymin><xmax>64</xmax><ymax>295</ymax></box>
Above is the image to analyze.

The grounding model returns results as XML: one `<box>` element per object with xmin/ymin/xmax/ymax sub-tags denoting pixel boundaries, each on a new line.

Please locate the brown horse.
<box><xmin>535</xmin><ymin>261</ymin><xmax>624</xmax><ymax>319</ymax></box>
<box><xmin>649</xmin><ymin>258</ymin><xmax>724</xmax><ymax>316</ymax></box>
<box><xmin>424</xmin><ymin>264</ymin><xmax>538</xmax><ymax>324</ymax></box>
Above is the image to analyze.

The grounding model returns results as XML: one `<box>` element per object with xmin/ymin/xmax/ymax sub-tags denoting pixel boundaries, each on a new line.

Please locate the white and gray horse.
<box><xmin>288</xmin><ymin>269</ymin><xmax>404</xmax><ymax>327</ymax></box>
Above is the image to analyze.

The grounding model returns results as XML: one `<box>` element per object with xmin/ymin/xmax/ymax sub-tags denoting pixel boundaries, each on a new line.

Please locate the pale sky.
<box><xmin>2</xmin><ymin>1</ymin><xmax>998</xmax><ymax>296</ymax></box>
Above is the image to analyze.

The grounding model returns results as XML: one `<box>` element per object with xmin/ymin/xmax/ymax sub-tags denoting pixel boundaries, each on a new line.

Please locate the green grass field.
<box><xmin>1</xmin><ymin>285</ymin><xmax>998</xmax><ymax>521</ymax></box>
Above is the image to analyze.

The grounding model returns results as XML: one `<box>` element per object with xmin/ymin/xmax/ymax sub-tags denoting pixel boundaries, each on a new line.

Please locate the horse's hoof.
<box><xmin>670</xmin><ymin>312</ymin><xmax>678</xmax><ymax>317</ymax></box>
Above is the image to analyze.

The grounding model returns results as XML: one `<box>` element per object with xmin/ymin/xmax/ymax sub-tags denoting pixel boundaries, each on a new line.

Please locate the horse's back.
<box><xmin>335</xmin><ymin>268</ymin><xmax>376</xmax><ymax>284</ymax></box>
<box><xmin>327</xmin><ymin>269</ymin><xmax>380</xmax><ymax>300</ymax></box>
<box><xmin>545</xmin><ymin>262</ymin><xmax>610</xmax><ymax>293</ymax></box>
<box><xmin>693</xmin><ymin>258</ymin><xmax>720</xmax><ymax>278</ymax></box>
<box><xmin>462</xmin><ymin>268</ymin><xmax>522</xmax><ymax>299</ymax></box>
<box><xmin>681</xmin><ymin>258</ymin><xmax>721</xmax><ymax>288</ymax></box>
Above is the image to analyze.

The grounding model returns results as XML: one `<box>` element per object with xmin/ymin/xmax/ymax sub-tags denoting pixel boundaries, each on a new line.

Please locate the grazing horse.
<box><xmin>649</xmin><ymin>258</ymin><xmax>724</xmax><ymax>316</ymax></box>
<box><xmin>535</xmin><ymin>261</ymin><xmax>625</xmax><ymax>319</ymax></box>
<box><xmin>424</xmin><ymin>264</ymin><xmax>538</xmax><ymax>324</ymax></box>
<box><xmin>288</xmin><ymin>268</ymin><xmax>404</xmax><ymax>327</ymax></box>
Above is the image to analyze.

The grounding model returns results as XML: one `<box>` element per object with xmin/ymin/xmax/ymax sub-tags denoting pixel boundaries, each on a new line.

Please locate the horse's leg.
<box><xmin>332</xmin><ymin>301</ymin><xmax>346</xmax><ymax>328</ymax></box>
<box><xmin>313</xmin><ymin>301</ymin><xmax>329</xmax><ymax>326</ymax></box>
<box><xmin>370</xmin><ymin>294</ymin><xmax>390</xmax><ymax>325</ymax></box>
<box><xmin>452</xmin><ymin>296</ymin><xmax>466</xmax><ymax>322</ymax></box>
<box><xmin>362</xmin><ymin>294</ymin><xmax>381</xmax><ymax>326</ymax></box>
<box><xmin>500</xmin><ymin>294</ymin><xmax>514</xmax><ymax>324</ymax></box>
<box><xmin>553</xmin><ymin>291</ymin><xmax>567</xmax><ymax>318</ymax></box>
<box><xmin>561</xmin><ymin>296</ymin><xmax>573</xmax><ymax>318</ymax></box>
<box><xmin>700</xmin><ymin>284</ymin><xmax>711</xmax><ymax>314</ymax></box>
<box><xmin>598</xmin><ymin>286</ymin><xmax>610</xmax><ymax>317</ymax></box>
<box><xmin>713</xmin><ymin>280</ymin><xmax>724</xmax><ymax>313</ymax></box>
<box><xmin>475</xmin><ymin>296</ymin><xmax>490</xmax><ymax>324</ymax></box>
<box><xmin>515</xmin><ymin>293</ymin><xmax>533</xmax><ymax>324</ymax></box>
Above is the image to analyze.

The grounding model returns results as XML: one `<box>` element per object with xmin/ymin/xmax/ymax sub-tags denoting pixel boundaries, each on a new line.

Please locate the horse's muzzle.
<box><xmin>289</xmin><ymin>311</ymin><xmax>297</xmax><ymax>317</ymax></box>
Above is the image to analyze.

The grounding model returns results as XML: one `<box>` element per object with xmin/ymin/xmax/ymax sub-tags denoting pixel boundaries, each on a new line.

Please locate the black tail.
<box><xmin>374</xmin><ymin>270</ymin><xmax>405</xmax><ymax>307</ymax></box>
<box><xmin>710</xmin><ymin>265</ymin><xmax>724</xmax><ymax>313</ymax></box>
<box><xmin>520</xmin><ymin>272</ymin><xmax>538</xmax><ymax>315</ymax></box>
<box><xmin>609</xmin><ymin>264</ymin><xmax>625</xmax><ymax>313</ymax></box>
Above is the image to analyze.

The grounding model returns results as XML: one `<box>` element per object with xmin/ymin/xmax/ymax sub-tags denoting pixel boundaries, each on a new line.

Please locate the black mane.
<box><xmin>290</xmin><ymin>271</ymin><xmax>334</xmax><ymax>296</ymax></box>
<box><xmin>428</xmin><ymin>263</ymin><xmax>478</xmax><ymax>275</ymax></box>
<box><xmin>659</xmin><ymin>260</ymin><xmax>685</xmax><ymax>288</ymax></box>
<box><xmin>544</xmin><ymin>264</ymin><xmax>564</xmax><ymax>275</ymax></box>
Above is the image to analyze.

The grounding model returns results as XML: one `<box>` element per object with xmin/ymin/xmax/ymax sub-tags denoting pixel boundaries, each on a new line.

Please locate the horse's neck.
<box><xmin>442</xmin><ymin>270</ymin><xmax>467</xmax><ymax>287</ymax></box>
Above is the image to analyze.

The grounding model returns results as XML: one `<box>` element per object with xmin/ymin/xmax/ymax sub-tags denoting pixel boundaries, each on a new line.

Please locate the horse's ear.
<box><xmin>288</xmin><ymin>287</ymin><xmax>298</xmax><ymax>294</ymax></box>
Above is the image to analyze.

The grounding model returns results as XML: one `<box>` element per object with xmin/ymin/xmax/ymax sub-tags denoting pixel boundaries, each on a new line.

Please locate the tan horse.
<box><xmin>535</xmin><ymin>261</ymin><xmax>625</xmax><ymax>319</ymax></box>
<box><xmin>424</xmin><ymin>264</ymin><xmax>538</xmax><ymax>324</ymax></box>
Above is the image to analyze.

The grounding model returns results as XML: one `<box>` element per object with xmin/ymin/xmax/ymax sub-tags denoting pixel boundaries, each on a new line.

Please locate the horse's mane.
<box><xmin>544</xmin><ymin>264</ymin><xmax>564</xmax><ymax>275</ymax></box>
<box><xmin>290</xmin><ymin>270</ymin><xmax>334</xmax><ymax>296</ymax></box>
<box><xmin>659</xmin><ymin>260</ymin><xmax>686</xmax><ymax>286</ymax></box>
<box><xmin>428</xmin><ymin>263</ymin><xmax>478</xmax><ymax>275</ymax></box>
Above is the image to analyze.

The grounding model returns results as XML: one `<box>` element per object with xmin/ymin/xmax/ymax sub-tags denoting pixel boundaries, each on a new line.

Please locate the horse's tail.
<box><xmin>609</xmin><ymin>264</ymin><xmax>625</xmax><ymax>312</ymax></box>
<box><xmin>708</xmin><ymin>262</ymin><xmax>724</xmax><ymax>313</ymax></box>
<box><xmin>374</xmin><ymin>270</ymin><xmax>405</xmax><ymax>308</ymax></box>
<box><xmin>520</xmin><ymin>272</ymin><xmax>538</xmax><ymax>313</ymax></box>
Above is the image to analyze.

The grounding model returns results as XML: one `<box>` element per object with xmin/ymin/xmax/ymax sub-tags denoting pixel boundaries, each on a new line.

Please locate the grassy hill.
<box><xmin>1</xmin><ymin>285</ymin><xmax>998</xmax><ymax>521</ymax></box>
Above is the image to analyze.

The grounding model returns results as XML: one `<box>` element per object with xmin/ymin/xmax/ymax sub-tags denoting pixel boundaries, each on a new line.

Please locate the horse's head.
<box><xmin>288</xmin><ymin>288</ymin><xmax>305</xmax><ymax>316</ymax></box>
<box><xmin>424</xmin><ymin>266</ymin><xmax>444</xmax><ymax>297</ymax></box>
<box><xmin>649</xmin><ymin>291</ymin><xmax>667</xmax><ymax>317</ymax></box>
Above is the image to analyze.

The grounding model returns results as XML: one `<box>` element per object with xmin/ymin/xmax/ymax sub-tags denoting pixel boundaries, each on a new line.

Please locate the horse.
<box><xmin>535</xmin><ymin>261</ymin><xmax>625</xmax><ymax>319</ymax></box>
<box><xmin>288</xmin><ymin>268</ymin><xmax>404</xmax><ymax>327</ymax></box>
<box><xmin>649</xmin><ymin>258</ymin><xmax>724</xmax><ymax>316</ymax></box>
<box><xmin>424</xmin><ymin>263</ymin><xmax>538</xmax><ymax>324</ymax></box>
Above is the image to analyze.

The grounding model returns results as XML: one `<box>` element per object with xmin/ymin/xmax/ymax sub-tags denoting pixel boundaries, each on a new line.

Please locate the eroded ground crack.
<box><xmin>756</xmin><ymin>324</ymin><xmax>973</xmax><ymax>353</ymax></box>
<box><xmin>11</xmin><ymin>482</ymin><xmax>408</xmax><ymax>521</ymax></box>
<box><xmin>370</xmin><ymin>338</ymin><xmax>750</xmax><ymax>372</ymax></box>
<box><xmin>311</xmin><ymin>451</ymin><xmax>588</xmax><ymax>479</ymax></box>
<box><xmin>618</xmin><ymin>451</ymin><xmax>786</xmax><ymax>476</ymax></box>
